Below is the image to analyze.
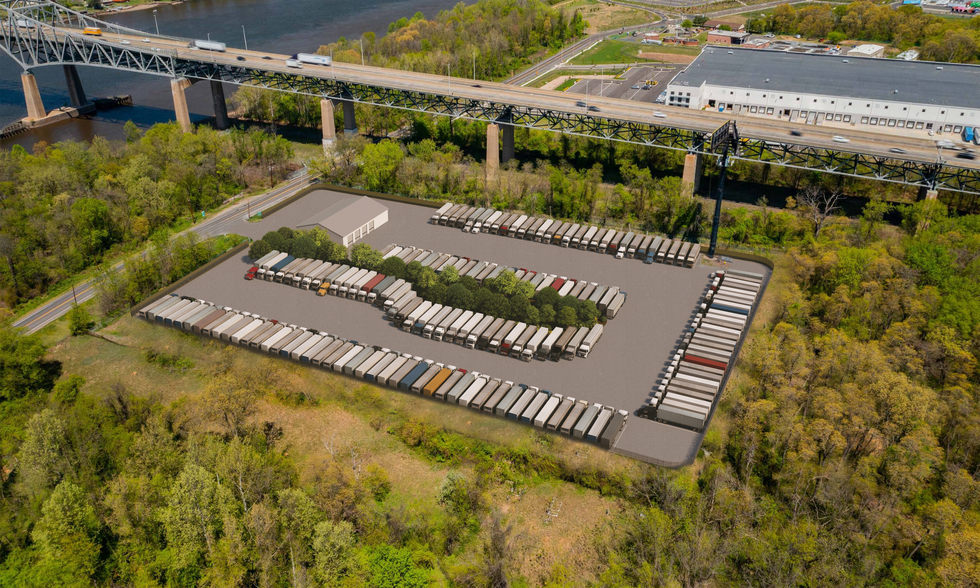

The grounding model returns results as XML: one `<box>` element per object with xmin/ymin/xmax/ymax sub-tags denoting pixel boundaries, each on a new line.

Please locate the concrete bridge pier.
<box><xmin>62</xmin><ymin>65</ymin><xmax>87</xmax><ymax>108</ymax></box>
<box><xmin>342</xmin><ymin>100</ymin><xmax>357</xmax><ymax>135</ymax></box>
<box><xmin>210</xmin><ymin>80</ymin><xmax>229</xmax><ymax>130</ymax></box>
<box><xmin>917</xmin><ymin>186</ymin><xmax>938</xmax><ymax>201</ymax></box>
<box><xmin>170</xmin><ymin>78</ymin><xmax>193</xmax><ymax>133</ymax></box>
<box><xmin>501</xmin><ymin>123</ymin><xmax>515</xmax><ymax>164</ymax></box>
<box><xmin>682</xmin><ymin>152</ymin><xmax>703</xmax><ymax>195</ymax></box>
<box><xmin>486</xmin><ymin>123</ymin><xmax>500</xmax><ymax>182</ymax></box>
<box><xmin>21</xmin><ymin>71</ymin><xmax>46</xmax><ymax>121</ymax></box>
<box><xmin>320</xmin><ymin>99</ymin><xmax>337</xmax><ymax>149</ymax></box>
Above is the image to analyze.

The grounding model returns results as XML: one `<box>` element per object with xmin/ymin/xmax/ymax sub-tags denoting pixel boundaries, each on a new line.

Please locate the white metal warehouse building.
<box><xmin>666</xmin><ymin>47</ymin><xmax>980</xmax><ymax>138</ymax></box>
<box><xmin>298</xmin><ymin>196</ymin><xmax>389</xmax><ymax>246</ymax></box>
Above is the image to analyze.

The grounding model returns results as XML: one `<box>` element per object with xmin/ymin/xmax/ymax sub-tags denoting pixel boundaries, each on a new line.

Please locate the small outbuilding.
<box><xmin>298</xmin><ymin>196</ymin><xmax>388</xmax><ymax>246</ymax></box>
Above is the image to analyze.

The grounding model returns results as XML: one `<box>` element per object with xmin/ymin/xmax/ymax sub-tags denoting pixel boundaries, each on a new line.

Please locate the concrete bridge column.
<box><xmin>501</xmin><ymin>123</ymin><xmax>515</xmax><ymax>164</ymax></box>
<box><xmin>21</xmin><ymin>71</ymin><xmax>46</xmax><ymax>120</ymax></box>
<box><xmin>210</xmin><ymin>80</ymin><xmax>229</xmax><ymax>130</ymax></box>
<box><xmin>170</xmin><ymin>78</ymin><xmax>193</xmax><ymax>133</ymax></box>
<box><xmin>342</xmin><ymin>100</ymin><xmax>357</xmax><ymax>135</ymax></box>
<box><xmin>320</xmin><ymin>99</ymin><xmax>336</xmax><ymax>149</ymax></box>
<box><xmin>917</xmin><ymin>186</ymin><xmax>938</xmax><ymax>201</ymax></box>
<box><xmin>486</xmin><ymin>123</ymin><xmax>500</xmax><ymax>182</ymax></box>
<box><xmin>682</xmin><ymin>152</ymin><xmax>703</xmax><ymax>195</ymax></box>
<box><xmin>62</xmin><ymin>65</ymin><xmax>87</xmax><ymax>108</ymax></box>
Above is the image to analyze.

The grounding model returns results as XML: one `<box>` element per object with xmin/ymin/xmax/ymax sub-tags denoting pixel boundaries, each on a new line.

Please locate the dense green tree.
<box><xmin>291</xmin><ymin>234</ymin><xmax>317</xmax><ymax>259</ymax></box>
<box><xmin>160</xmin><ymin>463</ymin><xmax>233</xmax><ymax>568</ymax></box>
<box><xmin>311</xmin><ymin>520</ymin><xmax>356</xmax><ymax>583</ymax></box>
<box><xmin>248</xmin><ymin>239</ymin><xmax>273</xmax><ymax>261</ymax></box>
<box><xmin>509</xmin><ymin>293</ymin><xmax>532</xmax><ymax>322</ymax></box>
<box><xmin>403</xmin><ymin>261</ymin><xmax>422</xmax><ymax>284</ymax></box>
<box><xmin>535</xmin><ymin>287</ymin><xmax>560</xmax><ymax>309</ymax></box>
<box><xmin>538</xmin><ymin>303</ymin><xmax>556</xmax><ymax>327</ymax></box>
<box><xmin>482</xmin><ymin>293</ymin><xmax>511</xmax><ymax>319</ymax></box>
<box><xmin>0</xmin><ymin>326</ymin><xmax>59</xmax><ymax>401</ymax></box>
<box><xmin>439</xmin><ymin>264</ymin><xmax>460</xmax><ymax>285</ymax></box>
<box><xmin>556</xmin><ymin>306</ymin><xmax>577</xmax><ymax>329</ymax></box>
<box><xmin>360</xmin><ymin>140</ymin><xmax>404</xmax><ymax>193</ymax></box>
<box><xmin>577</xmin><ymin>300</ymin><xmax>599</xmax><ymax>328</ymax></box>
<box><xmin>350</xmin><ymin>243</ymin><xmax>384</xmax><ymax>271</ymax></box>
<box><xmin>487</xmin><ymin>270</ymin><xmax>518</xmax><ymax>296</ymax></box>
<box><xmin>67</xmin><ymin>304</ymin><xmax>93</xmax><ymax>336</ymax></box>
<box><xmin>31</xmin><ymin>480</ymin><xmax>101</xmax><ymax>584</ymax></box>
<box><xmin>379</xmin><ymin>256</ymin><xmax>406</xmax><ymax>280</ymax></box>
<box><xmin>445</xmin><ymin>283</ymin><xmax>474</xmax><ymax>310</ymax></box>
<box><xmin>52</xmin><ymin>374</ymin><xmax>85</xmax><ymax>405</ymax></box>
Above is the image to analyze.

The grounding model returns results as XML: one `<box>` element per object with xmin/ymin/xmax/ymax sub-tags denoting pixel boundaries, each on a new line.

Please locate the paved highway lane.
<box><xmin>12</xmin><ymin>171</ymin><xmax>312</xmax><ymax>334</ymax></box>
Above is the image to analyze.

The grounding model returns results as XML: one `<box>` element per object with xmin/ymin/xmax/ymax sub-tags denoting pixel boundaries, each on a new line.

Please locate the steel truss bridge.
<box><xmin>2</xmin><ymin>0</ymin><xmax>979</xmax><ymax>195</ymax></box>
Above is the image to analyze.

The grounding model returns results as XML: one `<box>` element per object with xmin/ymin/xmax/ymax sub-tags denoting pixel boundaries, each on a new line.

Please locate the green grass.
<box><xmin>568</xmin><ymin>39</ymin><xmax>659</xmax><ymax>66</ymax></box>
<box><xmin>527</xmin><ymin>68</ymin><xmax>626</xmax><ymax>88</ymax></box>
<box><xmin>555</xmin><ymin>78</ymin><xmax>578</xmax><ymax>91</ymax></box>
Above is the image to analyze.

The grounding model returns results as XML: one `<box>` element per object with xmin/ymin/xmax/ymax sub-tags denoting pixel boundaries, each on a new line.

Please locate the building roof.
<box><xmin>847</xmin><ymin>43</ymin><xmax>884</xmax><ymax>55</ymax></box>
<box><xmin>706</xmin><ymin>30</ymin><xmax>750</xmax><ymax>39</ymax></box>
<box><xmin>298</xmin><ymin>196</ymin><xmax>388</xmax><ymax>236</ymax></box>
<box><xmin>671</xmin><ymin>46</ymin><xmax>980</xmax><ymax>109</ymax></box>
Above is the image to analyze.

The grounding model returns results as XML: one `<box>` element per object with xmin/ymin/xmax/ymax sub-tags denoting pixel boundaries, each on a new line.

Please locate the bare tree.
<box><xmin>796</xmin><ymin>184</ymin><xmax>843</xmax><ymax>238</ymax></box>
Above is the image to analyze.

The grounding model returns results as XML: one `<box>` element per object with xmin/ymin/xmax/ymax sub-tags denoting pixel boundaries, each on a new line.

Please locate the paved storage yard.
<box><xmin>174</xmin><ymin>188</ymin><xmax>769</xmax><ymax>466</ymax></box>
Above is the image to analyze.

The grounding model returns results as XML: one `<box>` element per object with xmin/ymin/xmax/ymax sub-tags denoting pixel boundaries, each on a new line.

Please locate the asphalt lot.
<box><xmin>567</xmin><ymin>66</ymin><xmax>675</xmax><ymax>104</ymax></box>
<box><xmin>174</xmin><ymin>189</ymin><xmax>769</xmax><ymax>466</ymax></box>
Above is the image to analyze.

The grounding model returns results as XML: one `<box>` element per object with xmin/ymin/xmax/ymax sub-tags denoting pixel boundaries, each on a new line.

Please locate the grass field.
<box><xmin>49</xmin><ymin>314</ymin><xmax>639</xmax><ymax>583</ymax></box>
<box><xmin>555</xmin><ymin>0</ymin><xmax>659</xmax><ymax>34</ymax></box>
<box><xmin>568</xmin><ymin>39</ymin><xmax>661</xmax><ymax>66</ymax></box>
<box><xmin>555</xmin><ymin>78</ymin><xmax>578</xmax><ymax>91</ymax></box>
<box><xmin>527</xmin><ymin>68</ymin><xmax>626</xmax><ymax>88</ymax></box>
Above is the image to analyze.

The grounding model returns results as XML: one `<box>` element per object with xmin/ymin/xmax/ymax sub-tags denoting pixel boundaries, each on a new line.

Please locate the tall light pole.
<box><xmin>207</xmin><ymin>32</ymin><xmax>214</xmax><ymax>63</ymax></box>
<box><xmin>241</xmin><ymin>25</ymin><xmax>248</xmax><ymax>51</ymax></box>
<box><xmin>360</xmin><ymin>38</ymin><xmax>364</xmax><ymax>65</ymax></box>
<box><xmin>472</xmin><ymin>52</ymin><xmax>476</xmax><ymax>80</ymax></box>
<box><xmin>152</xmin><ymin>9</ymin><xmax>159</xmax><ymax>35</ymax></box>
<box><xmin>447</xmin><ymin>63</ymin><xmax>451</xmax><ymax>94</ymax></box>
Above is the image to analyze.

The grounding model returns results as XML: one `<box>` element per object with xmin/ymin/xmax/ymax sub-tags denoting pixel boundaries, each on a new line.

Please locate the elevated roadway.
<box><xmin>1</xmin><ymin>0</ymin><xmax>978</xmax><ymax>193</ymax></box>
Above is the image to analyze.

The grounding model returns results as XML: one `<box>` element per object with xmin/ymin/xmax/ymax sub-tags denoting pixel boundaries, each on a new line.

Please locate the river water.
<box><xmin>0</xmin><ymin>0</ymin><xmax>460</xmax><ymax>149</ymax></box>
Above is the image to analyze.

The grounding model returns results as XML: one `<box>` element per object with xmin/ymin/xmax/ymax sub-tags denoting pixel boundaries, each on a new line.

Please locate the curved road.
<box><xmin>12</xmin><ymin>171</ymin><xmax>312</xmax><ymax>334</ymax></box>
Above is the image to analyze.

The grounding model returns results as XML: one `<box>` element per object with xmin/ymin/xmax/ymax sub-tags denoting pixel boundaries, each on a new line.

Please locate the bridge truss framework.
<box><xmin>1</xmin><ymin>0</ymin><xmax>978</xmax><ymax>195</ymax></box>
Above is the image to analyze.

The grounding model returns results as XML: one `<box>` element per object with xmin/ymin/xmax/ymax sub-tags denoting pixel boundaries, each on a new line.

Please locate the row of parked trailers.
<box><xmin>137</xmin><ymin>294</ymin><xmax>629</xmax><ymax>449</ymax></box>
<box><xmin>255</xmin><ymin>244</ymin><xmax>625</xmax><ymax>319</ymax></box>
<box><xmin>430</xmin><ymin>203</ymin><xmax>701</xmax><ymax>268</ymax></box>
<box><xmin>253</xmin><ymin>244</ymin><xmax>612</xmax><ymax>360</ymax></box>
<box><xmin>642</xmin><ymin>269</ymin><xmax>764</xmax><ymax>431</ymax></box>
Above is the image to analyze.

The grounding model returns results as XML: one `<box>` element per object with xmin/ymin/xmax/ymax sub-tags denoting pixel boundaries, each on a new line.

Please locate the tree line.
<box><xmin>0</xmin><ymin>123</ymin><xmax>292</xmax><ymax>308</ymax></box>
<box><xmin>249</xmin><ymin>227</ymin><xmax>602</xmax><ymax>329</ymax></box>
<box><xmin>747</xmin><ymin>1</ymin><xmax>980</xmax><ymax>62</ymax></box>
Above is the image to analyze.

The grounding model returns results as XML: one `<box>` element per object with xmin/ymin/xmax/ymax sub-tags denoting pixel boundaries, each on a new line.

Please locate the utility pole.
<box><xmin>360</xmin><ymin>38</ymin><xmax>364</xmax><ymax>65</ymax></box>
<box><xmin>71</xmin><ymin>283</ymin><xmax>78</xmax><ymax>305</ymax></box>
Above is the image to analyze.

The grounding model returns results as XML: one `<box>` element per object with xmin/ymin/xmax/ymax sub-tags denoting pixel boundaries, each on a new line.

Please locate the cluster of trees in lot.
<box><xmin>0</xmin><ymin>123</ymin><xmax>292</xmax><ymax>308</ymax></box>
<box><xmin>1</xmin><ymin>178</ymin><xmax>980</xmax><ymax>584</ymax></box>
<box><xmin>746</xmin><ymin>1</ymin><xmax>980</xmax><ymax>62</ymax></box>
<box><xmin>248</xmin><ymin>228</ymin><xmax>602</xmax><ymax>328</ymax></box>
<box><xmin>378</xmin><ymin>255</ymin><xmax>602</xmax><ymax>329</ymax></box>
